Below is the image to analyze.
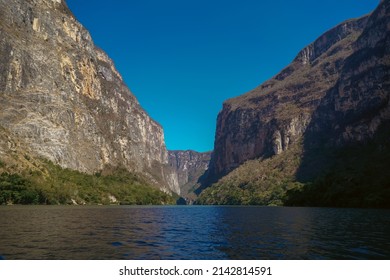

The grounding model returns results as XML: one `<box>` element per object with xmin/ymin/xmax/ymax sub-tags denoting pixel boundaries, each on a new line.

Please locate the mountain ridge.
<box><xmin>203</xmin><ymin>14</ymin><xmax>369</xmax><ymax>186</ymax></box>
<box><xmin>198</xmin><ymin>0</ymin><xmax>390</xmax><ymax>207</ymax></box>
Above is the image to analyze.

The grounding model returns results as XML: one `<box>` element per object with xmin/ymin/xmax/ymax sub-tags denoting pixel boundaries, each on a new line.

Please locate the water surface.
<box><xmin>0</xmin><ymin>206</ymin><xmax>389</xmax><ymax>259</ymax></box>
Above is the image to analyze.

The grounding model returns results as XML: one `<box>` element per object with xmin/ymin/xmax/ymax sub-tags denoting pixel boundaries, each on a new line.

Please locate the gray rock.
<box><xmin>0</xmin><ymin>0</ymin><xmax>179</xmax><ymax>193</ymax></box>
<box><xmin>204</xmin><ymin>0</ymin><xmax>389</xmax><ymax>186</ymax></box>
<box><xmin>168</xmin><ymin>150</ymin><xmax>211</xmax><ymax>198</ymax></box>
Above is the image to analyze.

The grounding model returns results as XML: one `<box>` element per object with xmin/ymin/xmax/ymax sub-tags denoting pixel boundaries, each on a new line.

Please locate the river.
<box><xmin>0</xmin><ymin>205</ymin><xmax>389</xmax><ymax>259</ymax></box>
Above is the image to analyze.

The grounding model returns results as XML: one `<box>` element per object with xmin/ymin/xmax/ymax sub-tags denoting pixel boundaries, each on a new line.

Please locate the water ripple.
<box><xmin>0</xmin><ymin>206</ymin><xmax>389</xmax><ymax>259</ymax></box>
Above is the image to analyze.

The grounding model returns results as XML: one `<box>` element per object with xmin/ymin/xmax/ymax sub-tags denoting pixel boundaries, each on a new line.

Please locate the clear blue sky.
<box><xmin>66</xmin><ymin>0</ymin><xmax>379</xmax><ymax>152</ymax></box>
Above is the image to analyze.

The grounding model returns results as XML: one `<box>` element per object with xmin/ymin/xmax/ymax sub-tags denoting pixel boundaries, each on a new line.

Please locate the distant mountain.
<box><xmin>0</xmin><ymin>0</ymin><xmax>180</xmax><ymax>204</ymax></box>
<box><xmin>198</xmin><ymin>0</ymin><xmax>390</xmax><ymax>208</ymax></box>
<box><xmin>168</xmin><ymin>150</ymin><xmax>211</xmax><ymax>202</ymax></box>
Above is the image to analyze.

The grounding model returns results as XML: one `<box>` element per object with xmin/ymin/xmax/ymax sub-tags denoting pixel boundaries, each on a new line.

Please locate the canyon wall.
<box><xmin>0</xmin><ymin>0</ymin><xmax>179</xmax><ymax>193</ymax></box>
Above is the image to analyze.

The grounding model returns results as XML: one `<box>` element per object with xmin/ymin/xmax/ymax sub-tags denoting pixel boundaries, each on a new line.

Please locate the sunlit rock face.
<box><xmin>204</xmin><ymin>0</ymin><xmax>389</xmax><ymax>186</ymax></box>
<box><xmin>0</xmin><ymin>0</ymin><xmax>179</xmax><ymax>193</ymax></box>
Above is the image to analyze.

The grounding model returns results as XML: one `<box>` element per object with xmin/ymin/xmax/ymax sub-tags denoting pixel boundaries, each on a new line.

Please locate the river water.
<box><xmin>0</xmin><ymin>206</ymin><xmax>389</xmax><ymax>259</ymax></box>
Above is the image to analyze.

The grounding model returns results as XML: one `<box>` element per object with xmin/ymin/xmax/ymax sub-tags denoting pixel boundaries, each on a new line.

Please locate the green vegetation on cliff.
<box><xmin>197</xmin><ymin>127</ymin><xmax>390</xmax><ymax>208</ymax></box>
<box><xmin>285</xmin><ymin>129</ymin><xmax>390</xmax><ymax>208</ymax></box>
<box><xmin>196</xmin><ymin>142</ymin><xmax>303</xmax><ymax>206</ymax></box>
<box><xmin>0</xmin><ymin>125</ymin><xmax>175</xmax><ymax>205</ymax></box>
<box><xmin>0</xmin><ymin>159</ymin><xmax>175</xmax><ymax>205</ymax></box>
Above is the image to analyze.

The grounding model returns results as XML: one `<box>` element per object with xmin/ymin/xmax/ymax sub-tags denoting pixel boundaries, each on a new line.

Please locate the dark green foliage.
<box><xmin>0</xmin><ymin>173</ymin><xmax>42</xmax><ymax>204</ymax></box>
<box><xmin>198</xmin><ymin>126</ymin><xmax>390</xmax><ymax>208</ymax></box>
<box><xmin>285</xmin><ymin>136</ymin><xmax>390</xmax><ymax>208</ymax></box>
<box><xmin>0</xmin><ymin>160</ymin><xmax>175</xmax><ymax>205</ymax></box>
<box><xmin>196</xmin><ymin>143</ymin><xmax>302</xmax><ymax>206</ymax></box>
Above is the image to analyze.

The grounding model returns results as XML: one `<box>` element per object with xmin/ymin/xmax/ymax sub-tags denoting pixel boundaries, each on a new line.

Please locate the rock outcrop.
<box><xmin>306</xmin><ymin>0</ymin><xmax>390</xmax><ymax>146</ymax></box>
<box><xmin>203</xmin><ymin>0</ymin><xmax>389</xmax><ymax>187</ymax></box>
<box><xmin>0</xmin><ymin>0</ymin><xmax>179</xmax><ymax>193</ymax></box>
<box><xmin>168</xmin><ymin>150</ymin><xmax>211</xmax><ymax>198</ymax></box>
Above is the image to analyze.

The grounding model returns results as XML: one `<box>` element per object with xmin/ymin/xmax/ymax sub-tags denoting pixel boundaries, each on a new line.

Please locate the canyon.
<box><xmin>0</xmin><ymin>0</ymin><xmax>388</xmax><ymax>207</ymax></box>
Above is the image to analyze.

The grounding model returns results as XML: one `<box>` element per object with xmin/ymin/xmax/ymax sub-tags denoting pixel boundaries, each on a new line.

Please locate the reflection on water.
<box><xmin>0</xmin><ymin>206</ymin><xmax>389</xmax><ymax>259</ymax></box>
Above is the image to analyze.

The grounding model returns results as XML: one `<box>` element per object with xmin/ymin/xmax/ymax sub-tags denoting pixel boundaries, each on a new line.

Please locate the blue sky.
<box><xmin>66</xmin><ymin>0</ymin><xmax>379</xmax><ymax>152</ymax></box>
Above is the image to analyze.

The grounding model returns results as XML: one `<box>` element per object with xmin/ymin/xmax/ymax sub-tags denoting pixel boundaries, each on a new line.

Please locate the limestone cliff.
<box><xmin>203</xmin><ymin>0</ymin><xmax>389</xmax><ymax>189</ymax></box>
<box><xmin>305</xmin><ymin>0</ymin><xmax>390</xmax><ymax>147</ymax></box>
<box><xmin>0</xmin><ymin>0</ymin><xmax>179</xmax><ymax>193</ymax></box>
<box><xmin>168</xmin><ymin>150</ymin><xmax>211</xmax><ymax>199</ymax></box>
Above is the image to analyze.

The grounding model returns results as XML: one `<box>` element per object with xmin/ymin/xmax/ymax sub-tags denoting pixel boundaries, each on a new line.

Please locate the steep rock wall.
<box><xmin>306</xmin><ymin>0</ymin><xmax>390</xmax><ymax>146</ymax></box>
<box><xmin>168</xmin><ymin>150</ymin><xmax>211</xmax><ymax>197</ymax></box>
<box><xmin>0</xmin><ymin>0</ymin><xmax>179</xmax><ymax>193</ymax></box>
<box><xmin>204</xmin><ymin>4</ymin><xmax>388</xmax><ymax>186</ymax></box>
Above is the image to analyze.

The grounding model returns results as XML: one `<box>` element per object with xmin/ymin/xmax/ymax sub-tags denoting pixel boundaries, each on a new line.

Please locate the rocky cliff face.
<box><xmin>306</xmin><ymin>0</ymin><xmax>390</xmax><ymax>147</ymax></box>
<box><xmin>168</xmin><ymin>150</ymin><xmax>211</xmax><ymax>198</ymax></box>
<box><xmin>204</xmin><ymin>0</ymin><xmax>388</xmax><ymax>186</ymax></box>
<box><xmin>0</xmin><ymin>0</ymin><xmax>179</xmax><ymax>193</ymax></box>
<box><xmin>197</xmin><ymin>0</ymin><xmax>389</xmax><ymax>207</ymax></box>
